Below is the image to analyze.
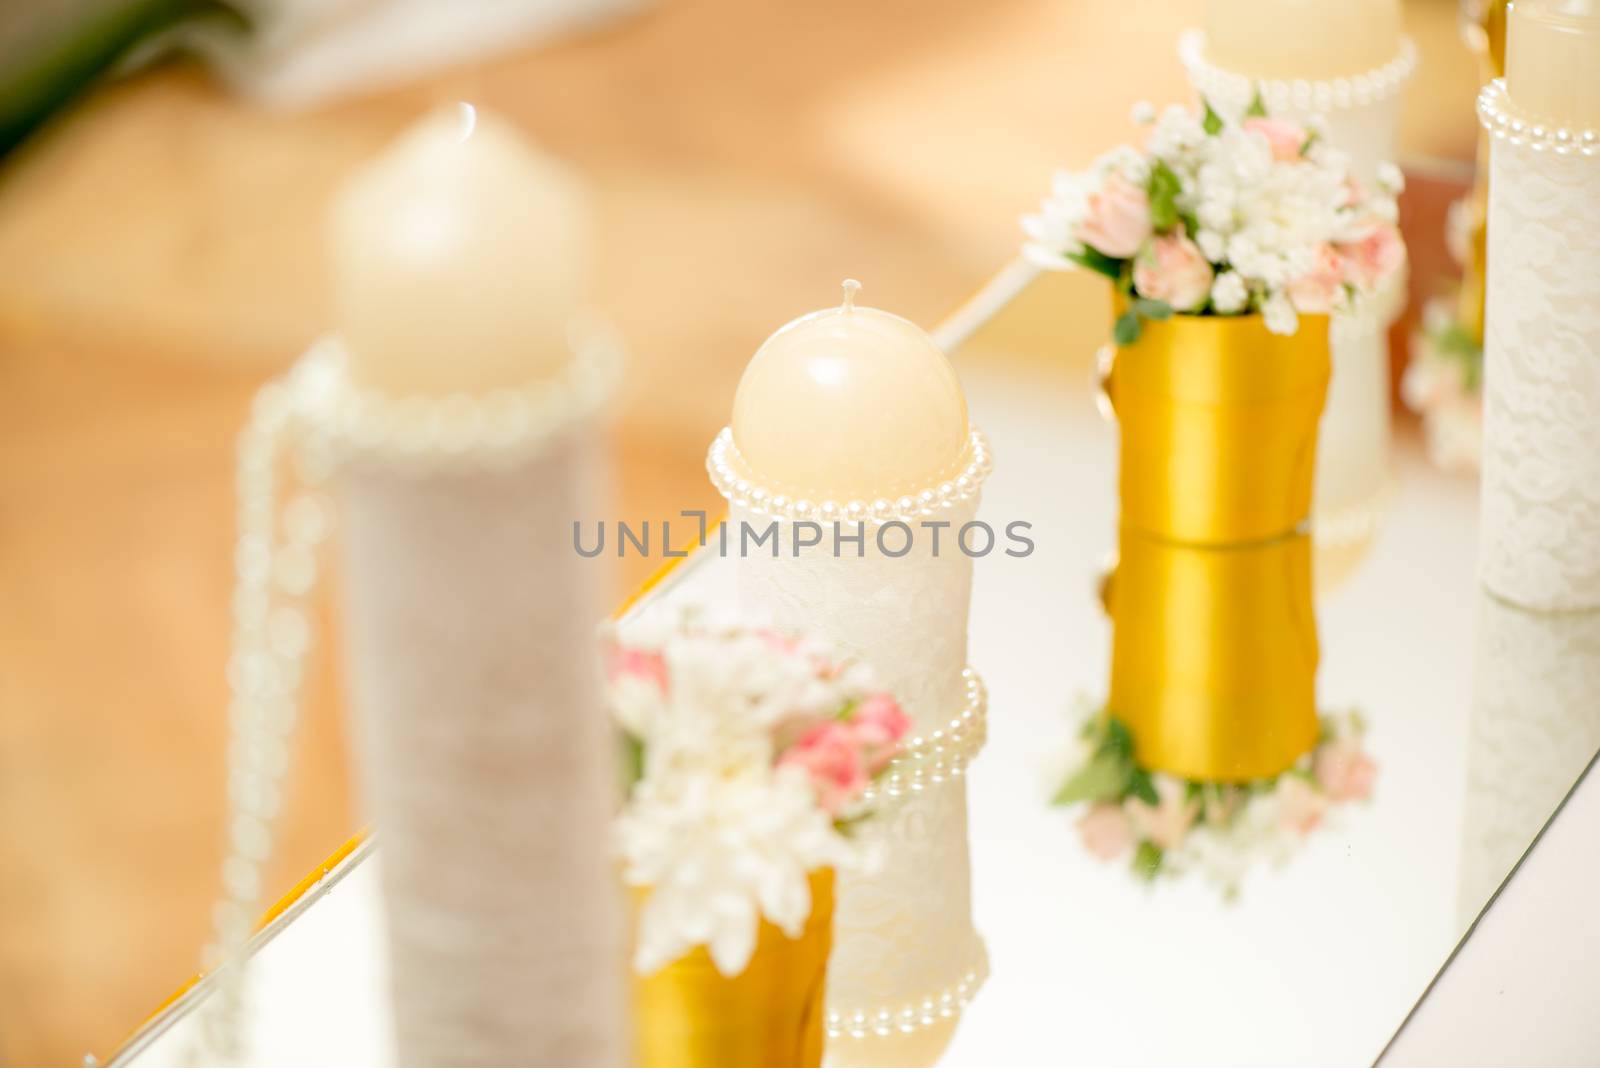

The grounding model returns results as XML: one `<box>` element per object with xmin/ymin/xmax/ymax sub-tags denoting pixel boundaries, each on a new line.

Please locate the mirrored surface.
<box><xmin>108</xmin><ymin>272</ymin><xmax>1600</xmax><ymax>1067</ymax></box>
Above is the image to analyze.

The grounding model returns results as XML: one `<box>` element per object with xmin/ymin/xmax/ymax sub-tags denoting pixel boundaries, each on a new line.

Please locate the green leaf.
<box><xmin>1065</xmin><ymin>245</ymin><xmax>1125</xmax><ymax>282</ymax></box>
<box><xmin>1112</xmin><ymin>310</ymin><xmax>1142</xmax><ymax>347</ymax></box>
<box><xmin>1051</xmin><ymin>749</ymin><xmax>1132</xmax><ymax>806</ymax></box>
<box><xmin>1133</xmin><ymin>298</ymin><xmax>1174</xmax><ymax>322</ymax></box>
<box><xmin>1202</xmin><ymin>97</ymin><xmax>1225</xmax><ymax>135</ymax></box>
<box><xmin>1132</xmin><ymin>840</ymin><xmax>1164</xmax><ymax>880</ymax></box>
<box><xmin>1246</xmin><ymin>86</ymin><xmax>1268</xmax><ymax>118</ymax></box>
<box><xmin>1102</xmin><ymin>714</ymin><xmax>1136</xmax><ymax>761</ymax></box>
<box><xmin>619</xmin><ymin>733</ymin><xmax>644</xmax><ymax>792</ymax></box>
<box><xmin>1147</xmin><ymin>158</ymin><xmax>1184</xmax><ymax>233</ymax></box>
<box><xmin>1128</xmin><ymin>768</ymin><xmax>1160</xmax><ymax>807</ymax></box>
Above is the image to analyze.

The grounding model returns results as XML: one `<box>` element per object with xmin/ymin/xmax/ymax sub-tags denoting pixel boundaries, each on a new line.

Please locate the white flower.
<box><xmin>620</xmin><ymin>764</ymin><xmax>855</xmax><ymax>976</ymax></box>
<box><xmin>1021</xmin><ymin>170</ymin><xmax>1096</xmax><ymax>266</ymax></box>
<box><xmin>1130</xmin><ymin>100</ymin><xmax>1156</xmax><ymax>124</ymax></box>
<box><xmin>1376</xmin><ymin>161</ymin><xmax>1405</xmax><ymax>196</ymax></box>
<box><xmin>1262</xmin><ymin>292</ymin><xmax>1298</xmax><ymax>335</ymax></box>
<box><xmin>1210</xmin><ymin>271</ymin><xmax>1250</xmax><ymax>314</ymax></box>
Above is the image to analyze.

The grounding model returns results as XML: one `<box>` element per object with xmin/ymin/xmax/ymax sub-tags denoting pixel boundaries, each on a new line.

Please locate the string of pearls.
<box><xmin>827</xmin><ymin>945</ymin><xmax>990</xmax><ymax>1040</ymax></box>
<box><xmin>860</xmin><ymin>668</ymin><xmax>987</xmax><ymax>803</ymax></box>
<box><xmin>705</xmin><ymin>427</ymin><xmax>993</xmax><ymax>526</ymax></box>
<box><xmin>1178</xmin><ymin>31</ymin><xmax>1417</xmax><ymax>114</ymax></box>
<box><xmin>1479</xmin><ymin>79</ymin><xmax>1600</xmax><ymax>157</ymax></box>
<box><xmin>193</xmin><ymin>380</ymin><xmax>332</xmax><ymax>1063</ymax></box>
<box><xmin>188</xmin><ymin>321</ymin><xmax>621</xmax><ymax>1063</ymax></box>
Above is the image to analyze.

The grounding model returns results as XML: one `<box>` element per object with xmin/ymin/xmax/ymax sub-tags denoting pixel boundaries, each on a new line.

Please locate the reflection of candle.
<box><xmin>1204</xmin><ymin>0</ymin><xmax>1402</xmax><ymax>79</ymax></box>
<box><xmin>331</xmin><ymin>103</ymin><xmax>589</xmax><ymax>393</ymax></box>
<box><xmin>1506</xmin><ymin>0</ymin><xmax>1600</xmax><ymax>128</ymax></box>
<box><xmin>732</xmin><ymin>280</ymin><xmax>969</xmax><ymax>502</ymax></box>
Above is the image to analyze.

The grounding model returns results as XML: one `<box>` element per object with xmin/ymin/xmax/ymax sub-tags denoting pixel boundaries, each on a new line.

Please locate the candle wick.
<box><xmin>455</xmin><ymin>102</ymin><xmax>478</xmax><ymax>143</ymax></box>
<box><xmin>841</xmin><ymin>278</ymin><xmax>861</xmax><ymax>313</ymax></box>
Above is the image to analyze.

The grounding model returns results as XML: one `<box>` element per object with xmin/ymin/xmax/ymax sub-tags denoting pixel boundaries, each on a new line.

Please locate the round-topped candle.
<box><xmin>1506</xmin><ymin>0</ymin><xmax>1600</xmax><ymax>128</ymax></box>
<box><xmin>330</xmin><ymin>102</ymin><xmax>590</xmax><ymax>394</ymax></box>
<box><xmin>1204</xmin><ymin>0</ymin><xmax>1402</xmax><ymax>79</ymax></box>
<box><xmin>731</xmin><ymin>281</ymin><xmax>969</xmax><ymax>503</ymax></box>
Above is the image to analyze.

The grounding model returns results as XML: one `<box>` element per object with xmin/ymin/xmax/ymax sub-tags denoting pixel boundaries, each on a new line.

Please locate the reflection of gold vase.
<box><xmin>1105</xmin><ymin>304</ymin><xmax>1331</xmax><ymax>545</ymax></box>
<box><xmin>1105</xmin><ymin>528</ymin><xmax>1320</xmax><ymax>781</ymax></box>
<box><xmin>635</xmin><ymin>869</ymin><xmax>834</xmax><ymax>1068</ymax></box>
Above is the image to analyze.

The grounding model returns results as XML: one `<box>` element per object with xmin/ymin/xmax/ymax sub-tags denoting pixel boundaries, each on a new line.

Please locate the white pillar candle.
<box><xmin>330</xmin><ymin>102</ymin><xmax>589</xmax><ymax>393</ymax></box>
<box><xmin>1204</xmin><ymin>0</ymin><xmax>1401</xmax><ymax>80</ymax></box>
<box><xmin>330</xmin><ymin>104</ymin><xmax>625</xmax><ymax>1068</ymax></box>
<box><xmin>731</xmin><ymin>280</ymin><xmax>970</xmax><ymax>503</ymax></box>
<box><xmin>1505</xmin><ymin>0</ymin><xmax>1600</xmax><ymax>128</ymax></box>
<box><xmin>713</xmin><ymin>282</ymin><xmax>990</xmax><ymax>1068</ymax></box>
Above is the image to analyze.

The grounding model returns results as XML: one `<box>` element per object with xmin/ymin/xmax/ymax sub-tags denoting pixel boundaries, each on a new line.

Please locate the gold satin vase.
<box><xmin>634</xmin><ymin>869</ymin><xmax>834</xmax><ymax>1068</ymax></box>
<box><xmin>1105</xmin><ymin>527</ymin><xmax>1320</xmax><ymax>781</ymax></box>
<box><xmin>1106</xmin><ymin>308</ymin><xmax>1331</xmax><ymax>545</ymax></box>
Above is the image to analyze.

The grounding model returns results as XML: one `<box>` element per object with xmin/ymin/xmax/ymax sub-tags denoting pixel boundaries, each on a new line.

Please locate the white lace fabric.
<box><xmin>1459</xmin><ymin>593</ymin><xmax>1600</xmax><ymax>923</ymax></box>
<box><xmin>338</xmin><ymin>422</ymin><xmax>626</xmax><ymax>1067</ymax></box>
<box><xmin>728</xmin><ymin>497</ymin><xmax>988</xmax><ymax>1045</ymax></box>
<box><xmin>1479</xmin><ymin>116</ymin><xmax>1600</xmax><ymax>609</ymax></box>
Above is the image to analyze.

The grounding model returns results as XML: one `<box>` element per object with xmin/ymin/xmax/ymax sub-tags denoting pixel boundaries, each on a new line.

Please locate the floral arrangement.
<box><xmin>1402</xmin><ymin>199</ymin><xmax>1484</xmax><ymax>473</ymax></box>
<box><xmin>606</xmin><ymin>608</ymin><xmax>912</xmax><ymax>977</ymax></box>
<box><xmin>1022</xmin><ymin>98</ymin><xmax>1404</xmax><ymax>343</ymax></box>
<box><xmin>1048</xmin><ymin>705</ymin><xmax>1375</xmax><ymax>897</ymax></box>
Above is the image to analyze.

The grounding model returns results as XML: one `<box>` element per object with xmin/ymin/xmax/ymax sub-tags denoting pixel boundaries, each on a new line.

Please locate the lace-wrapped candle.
<box><xmin>707</xmin><ymin>281</ymin><xmax>990</xmax><ymax>1066</ymax></box>
<box><xmin>330</xmin><ymin>104</ymin><xmax>626</xmax><ymax>1067</ymax></box>
<box><xmin>1476</xmin><ymin>0</ymin><xmax>1600</xmax><ymax>609</ymax></box>
<box><xmin>1183</xmin><ymin>0</ymin><xmax>1415</xmax><ymax>557</ymax></box>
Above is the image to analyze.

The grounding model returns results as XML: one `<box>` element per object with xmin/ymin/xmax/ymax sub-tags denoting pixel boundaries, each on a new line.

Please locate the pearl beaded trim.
<box><xmin>1178</xmin><ymin>31</ymin><xmax>1417</xmax><ymax>114</ymax></box>
<box><xmin>859</xmin><ymin>668</ymin><xmax>987</xmax><ymax>803</ymax></box>
<box><xmin>192</xmin><ymin>323</ymin><xmax>623</xmax><ymax>1062</ymax></box>
<box><xmin>705</xmin><ymin>426</ymin><xmax>993</xmax><ymax>526</ymax></box>
<box><xmin>289</xmin><ymin>316</ymin><xmax>624</xmax><ymax>474</ymax></box>
<box><xmin>1478</xmin><ymin>79</ymin><xmax>1600</xmax><ymax>157</ymax></box>
<box><xmin>827</xmin><ymin>941</ymin><xmax>990</xmax><ymax>1040</ymax></box>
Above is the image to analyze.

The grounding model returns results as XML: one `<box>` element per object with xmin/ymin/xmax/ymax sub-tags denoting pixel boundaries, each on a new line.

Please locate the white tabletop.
<box><xmin>114</xmin><ymin>300</ymin><xmax>1563</xmax><ymax>1068</ymax></box>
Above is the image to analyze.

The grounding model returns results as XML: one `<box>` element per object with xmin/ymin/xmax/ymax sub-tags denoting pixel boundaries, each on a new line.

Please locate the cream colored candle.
<box><xmin>731</xmin><ymin>280</ymin><xmax>969</xmax><ymax>502</ymax></box>
<box><xmin>1204</xmin><ymin>0</ymin><xmax>1402</xmax><ymax>79</ymax></box>
<box><xmin>1506</xmin><ymin>0</ymin><xmax>1600</xmax><ymax>128</ymax></box>
<box><xmin>330</xmin><ymin>102</ymin><xmax>589</xmax><ymax>393</ymax></box>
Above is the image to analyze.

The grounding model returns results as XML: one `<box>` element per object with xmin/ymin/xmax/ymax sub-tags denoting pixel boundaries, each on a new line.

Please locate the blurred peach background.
<box><xmin>0</xmin><ymin>1</ymin><xmax>1477</xmax><ymax>1063</ymax></box>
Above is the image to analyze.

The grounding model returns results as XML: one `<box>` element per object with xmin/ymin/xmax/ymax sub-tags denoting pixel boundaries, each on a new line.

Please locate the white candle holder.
<box><xmin>709</xmin><ymin>429</ymin><xmax>994</xmax><ymax>1065</ymax></box>
<box><xmin>1477</xmin><ymin>80</ymin><xmax>1600</xmax><ymax>611</ymax></box>
<box><xmin>199</xmin><ymin>321</ymin><xmax>628</xmax><ymax>1067</ymax></box>
<box><xmin>1180</xmin><ymin>31</ymin><xmax>1416</xmax><ymax>555</ymax></box>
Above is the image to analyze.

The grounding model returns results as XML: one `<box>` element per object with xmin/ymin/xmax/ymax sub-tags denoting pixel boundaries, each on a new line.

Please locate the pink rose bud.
<box><xmin>1132</xmin><ymin>231</ymin><xmax>1215</xmax><ymax>312</ymax></box>
<box><xmin>1079</xmin><ymin>172</ymin><xmax>1154</xmax><ymax>258</ymax></box>
<box><xmin>1243</xmin><ymin>116</ymin><xmax>1308</xmax><ymax>163</ymax></box>
<box><xmin>608</xmin><ymin>647</ymin><xmax>667</xmax><ymax>692</ymax></box>
<box><xmin>1287</xmin><ymin>243</ymin><xmax>1344</xmax><ymax>314</ymax></box>
<box><xmin>1338</xmin><ymin>221</ymin><xmax>1404</xmax><ymax>293</ymax></box>
<box><xmin>780</xmin><ymin>721</ymin><xmax>869</xmax><ymax>815</ymax></box>
<box><xmin>851</xmin><ymin>693</ymin><xmax>913</xmax><ymax>774</ymax></box>
<box><xmin>1126</xmin><ymin>779</ymin><xmax>1199</xmax><ymax>851</ymax></box>
<box><xmin>1313</xmin><ymin>738</ymin><xmax>1377</xmax><ymax>803</ymax></box>
<box><xmin>1276</xmin><ymin>776</ymin><xmax>1328</xmax><ymax>835</ymax></box>
<box><xmin>1077</xmin><ymin>802</ymin><xmax>1135</xmax><ymax>861</ymax></box>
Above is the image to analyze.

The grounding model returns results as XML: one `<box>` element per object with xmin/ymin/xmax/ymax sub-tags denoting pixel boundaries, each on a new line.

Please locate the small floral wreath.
<box><xmin>1048</xmin><ymin>703</ymin><xmax>1376</xmax><ymax>898</ymax></box>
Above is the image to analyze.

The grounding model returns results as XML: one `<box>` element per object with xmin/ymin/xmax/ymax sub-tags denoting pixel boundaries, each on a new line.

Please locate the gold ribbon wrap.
<box><xmin>634</xmin><ymin>869</ymin><xmax>834</xmax><ymax>1068</ymax></box>
<box><xmin>1106</xmin><ymin>306</ymin><xmax>1331</xmax><ymax>545</ymax></box>
<box><xmin>1105</xmin><ymin>527</ymin><xmax>1320</xmax><ymax>781</ymax></box>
